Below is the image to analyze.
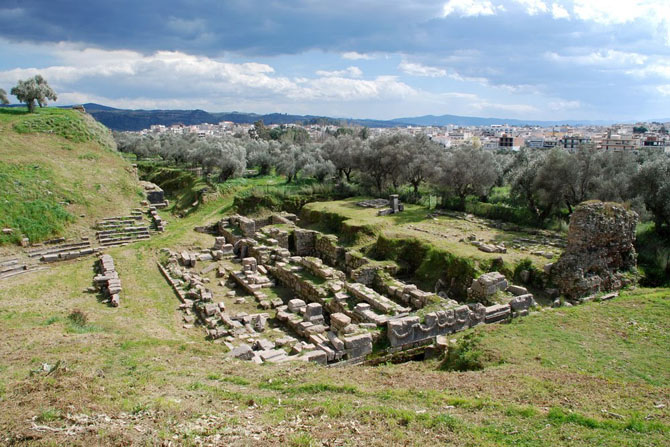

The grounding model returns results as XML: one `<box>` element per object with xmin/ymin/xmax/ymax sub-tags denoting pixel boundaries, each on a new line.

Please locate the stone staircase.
<box><xmin>96</xmin><ymin>212</ymin><xmax>151</xmax><ymax>247</ymax></box>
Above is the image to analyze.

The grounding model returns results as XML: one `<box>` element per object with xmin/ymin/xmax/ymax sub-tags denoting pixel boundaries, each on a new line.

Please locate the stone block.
<box><xmin>507</xmin><ymin>285</ymin><xmax>529</xmax><ymax>296</ymax></box>
<box><xmin>230</xmin><ymin>344</ymin><xmax>254</xmax><ymax>360</ymax></box>
<box><xmin>509</xmin><ymin>294</ymin><xmax>536</xmax><ymax>312</ymax></box>
<box><xmin>288</xmin><ymin>298</ymin><xmax>306</xmax><ymax>313</ymax></box>
<box><xmin>303</xmin><ymin>350</ymin><xmax>327</xmax><ymax>365</ymax></box>
<box><xmin>330</xmin><ymin>312</ymin><xmax>351</xmax><ymax>330</ymax></box>
<box><xmin>327</xmin><ymin>331</ymin><xmax>345</xmax><ymax>351</ymax></box>
<box><xmin>343</xmin><ymin>333</ymin><xmax>372</xmax><ymax>359</ymax></box>
<box><xmin>485</xmin><ymin>304</ymin><xmax>511</xmax><ymax>324</ymax></box>
<box><xmin>253</xmin><ymin>339</ymin><xmax>275</xmax><ymax>351</ymax></box>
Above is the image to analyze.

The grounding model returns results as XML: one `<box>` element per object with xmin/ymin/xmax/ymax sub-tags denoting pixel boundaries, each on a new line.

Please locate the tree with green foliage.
<box><xmin>276</xmin><ymin>143</ymin><xmax>315</xmax><ymax>183</ymax></box>
<box><xmin>0</xmin><ymin>88</ymin><xmax>8</xmax><ymax>105</ymax></box>
<box><xmin>322</xmin><ymin>134</ymin><xmax>362</xmax><ymax>182</ymax></box>
<box><xmin>437</xmin><ymin>145</ymin><xmax>499</xmax><ymax>206</ymax></box>
<box><xmin>10</xmin><ymin>75</ymin><xmax>57</xmax><ymax>112</ymax></box>
<box><xmin>358</xmin><ymin>134</ymin><xmax>407</xmax><ymax>194</ymax></box>
<box><xmin>509</xmin><ymin>149</ymin><xmax>562</xmax><ymax>222</ymax></box>
<box><xmin>631</xmin><ymin>156</ymin><xmax>670</xmax><ymax>232</ymax></box>
<box><xmin>403</xmin><ymin>134</ymin><xmax>443</xmax><ymax>196</ymax></box>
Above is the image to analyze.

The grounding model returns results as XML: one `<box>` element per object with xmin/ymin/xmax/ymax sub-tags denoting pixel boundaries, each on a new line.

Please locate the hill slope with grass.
<box><xmin>0</xmin><ymin>107</ymin><xmax>142</xmax><ymax>248</ymax></box>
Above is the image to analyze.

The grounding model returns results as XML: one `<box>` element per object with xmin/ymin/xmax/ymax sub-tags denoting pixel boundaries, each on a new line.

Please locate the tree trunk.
<box><xmin>27</xmin><ymin>100</ymin><xmax>35</xmax><ymax>113</ymax></box>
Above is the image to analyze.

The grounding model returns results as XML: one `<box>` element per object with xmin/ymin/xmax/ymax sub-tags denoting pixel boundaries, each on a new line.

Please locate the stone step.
<box><xmin>99</xmin><ymin>215</ymin><xmax>143</xmax><ymax>222</ymax></box>
<box><xmin>27</xmin><ymin>242</ymin><xmax>92</xmax><ymax>257</ymax></box>
<box><xmin>96</xmin><ymin>227</ymin><xmax>150</xmax><ymax>237</ymax></box>
<box><xmin>0</xmin><ymin>265</ymin><xmax>46</xmax><ymax>280</ymax></box>
<box><xmin>0</xmin><ymin>263</ymin><xmax>27</xmax><ymax>275</ymax></box>
<box><xmin>99</xmin><ymin>234</ymin><xmax>151</xmax><ymax>246</ymax></box>
<box><xmin>0</xmin><ymin>258</ymin><xmax>19</xmax><ymax>268</ymax></box>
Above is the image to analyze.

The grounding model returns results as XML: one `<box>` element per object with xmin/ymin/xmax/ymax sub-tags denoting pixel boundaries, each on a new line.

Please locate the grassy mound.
<box><xmin>0</xmin><ymin>164</ymin><xmax>74</xmax><ymax>244</ymax></box>
<box><xmin>301</xmin><ymin>198</ymin><xmax>559</xmax><ymax>298</ymax></box>
<box><xmin>0</xmin><ymin>107</ymin><xmax>141</xmax><ymax>245</ymax></box>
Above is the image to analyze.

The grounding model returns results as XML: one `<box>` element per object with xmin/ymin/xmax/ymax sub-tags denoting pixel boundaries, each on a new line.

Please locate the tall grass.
<box><xmin>0</xmin><ymin>163</ymin><xmax>73</xmax><ymax>244</ymax></box>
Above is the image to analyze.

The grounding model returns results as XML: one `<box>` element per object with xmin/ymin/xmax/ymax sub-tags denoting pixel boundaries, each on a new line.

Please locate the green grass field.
<box><xmin>0</xmin><ymin>108</ymin><xmax>141</xmax><ymax>248</ymax></box>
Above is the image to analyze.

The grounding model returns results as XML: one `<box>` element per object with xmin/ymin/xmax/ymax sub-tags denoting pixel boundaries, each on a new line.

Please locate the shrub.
<box><xmin>67</xmin><ymin>309</ymin><xmax>88</xmax><ymax>327</ymax></box>
<box><xmin>441</xmin><ymin>332</ymin><xmax>487</xmax><ymax>371</ymax></box>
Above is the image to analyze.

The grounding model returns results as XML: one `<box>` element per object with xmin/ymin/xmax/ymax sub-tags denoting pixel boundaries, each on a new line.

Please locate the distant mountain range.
<box><xmin>389</xmin><ymin>114</ymin><xmax>619</xmax><ymax>127</ymax></box>
<box><xmin>77</xmin><ymin>103</ymin><xmax>397</xmax><ymax>131</ymax></box>
<box><xmin>4</xmin><ymin>103</ymin><xmax>666</xmax><ymax>130</ymax></box>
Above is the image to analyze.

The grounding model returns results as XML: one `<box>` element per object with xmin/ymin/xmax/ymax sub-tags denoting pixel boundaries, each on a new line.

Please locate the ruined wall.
<box><xmin>387</xmin><ymin>304</ymin><xmax>485</xmax><ymax>347</ymax></box>
<box><xmin>294</xmin><ymin>229</ymin><xmax>317</xmax><ymax>257</ymax></box>
<box><xmin>315</xmin><ymin>233</ymin><xmax>346</xmax><ymax>268</ymax></box>
<box><xmin>551</xmin><ymin>201</ymin><xmax>638</xmax><ymax>299</ymax></box>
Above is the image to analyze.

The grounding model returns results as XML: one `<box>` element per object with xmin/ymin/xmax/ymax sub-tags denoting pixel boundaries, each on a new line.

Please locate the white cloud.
<box><xmin>551</xmin><ymin>3</ymin><xmax>570</xmax><ymax>19</ymax></box>
<box><xmin>471</xmin><ymin>101</ymin><xmax>539</xmax><ymax>114</ymax></box>
<box><xmin>0</xmin><ymin>47</ymin><xmax>416</xmax><ymax>108</ymax></box>
<box><xmin>442</xmin><ymin>0</ymin><xmax>498</xmax><ymax>17</ymax></box>
<box><xmin>627</xmin><ymin>62</ymin><xmax>670</xmax><ymax>79</ymax></box>
<box><xmin>398</xmin><ymin>61</ymin><xmax>447</xmax><ymax>77</ymax></box>
<box><xmin>570</xmin><ymin>0</ymin><xmax>670</xmax><ymax>43</ymax></box>
<box><xmin>341</xmin><ymin>51</ymin><xmax>373</xmax><ymax>60</ymax></box>
<box><xmin>545</xmin><ymin>50</ymin><xmax>647</xmax><ymax>67</ymax></box>
<box><xmin>514</xmin><ymin>0</ymin><xmax>548</xmax><ymax>15</ymax></box>
<box><xmin>299</xmin><ymin>75</ymin><xmax>416</xmax><ymax>101</ymax></box>
<box><xmin>548</xmin><ymin>99</ymin><xmax>582</xmax><ymax>111</ymax></box>
<box><xmin>315</xmin><ymin>66</ymin><xmax>362</xmax><ymax>77</ymax></box>
<box><xmin>657</xmin><ymin>85</ymin><xmax>670</xmax><ymax>96</ymax></box>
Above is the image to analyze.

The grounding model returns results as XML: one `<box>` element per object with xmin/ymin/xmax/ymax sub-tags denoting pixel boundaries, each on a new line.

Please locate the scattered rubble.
<box><xmin>94</xmin><ymin>254</ymin><xmax>122</xmax><ymax>306</ymax></box>
<box><xmin>156</xmin><ymin>213</ymin><xmax>548</xmax><ymax>366</ymax></box>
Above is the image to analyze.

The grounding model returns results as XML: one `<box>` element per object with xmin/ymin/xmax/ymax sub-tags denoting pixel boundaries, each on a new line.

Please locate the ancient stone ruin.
<box><xmin>158</xmin><ymin>213</ymin><xmax>539</xmax><ymax>366</ymax></box>
<box><xmin>357</xmin><ymin>195</ymin><xmax>405</xmax><ymax>216</ymax></box>
<box><xmin>94</xmin><ymin>254</ymin><xmax>122</xmax><ymax>307</ymax></box>
<box><xmin>140</xmin><ymin>181</ymin><xmax>169</xmax><ymax>208</ymax></box>
<box><xmin>95</xmin><ymin>210</ymin><xmax>151</xmax><ymax>247</ymax></box>
<box><xmin>551</xmin><ymin>201</ymin><xmax>638</xmax><ymax>300</ymax></box>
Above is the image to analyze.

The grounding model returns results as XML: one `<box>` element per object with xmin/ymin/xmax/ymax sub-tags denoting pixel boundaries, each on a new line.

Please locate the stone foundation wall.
<box><xmin>387</xmin><ymin>304</ymin><xmax>485</xmax><ymax>347</ymax></box>
<box><xmin>552</xmin><ymin>201</ymin><xmax>638</xmax><ymax>299</ymax></box>
<box><xmin>373</xmin><ymin>272</ymin><xmax>445</xmax><ymax>310</ymax></box>
<box><xmin>315</xmin><ymin>234</ymin><xmax>346</xmax><ymax>268</ymax></box>
<box><xmin>268</xmin><ymin>263</ymin><xmax>330</xmax><ymax>303</ymax></box>
<box><xmin>294</xmin><ymin>229</ymin><xmax>317</xmax><ymax>256</ymax></box>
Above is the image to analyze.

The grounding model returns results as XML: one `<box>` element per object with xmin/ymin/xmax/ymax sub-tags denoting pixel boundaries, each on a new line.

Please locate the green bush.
<box><xmin>464</xmin><ymin>200</ymin><xmax>537</xmax><ymax>227</ymax></box>
<box><xmin>369</xmin><ymin>235</ymin><xmax>480</xmax><ymax>298</ymax></box>
<box><xmin>636</xmin><ymin>223</ymin><xmax>670</xmax><ymax>287</ymax></box>
<box><xmin>441</xmin><ymin>332</ymin><xmax>487</xmax><ymax>371</ymax></box>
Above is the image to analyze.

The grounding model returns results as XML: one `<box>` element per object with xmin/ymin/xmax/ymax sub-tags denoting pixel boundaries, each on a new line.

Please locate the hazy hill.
<box><xmin>76</xmin><ymin>103</ymin><xmax>622</xmax><ymax>131</ymax></box>
<box><xmin>390</xmin><ymin>114</ymin><xmax>616</xmax><ymax>127</ymax></box>
<box><xmin>0</xmin><ymin>107</ymin><xmax>141</xmax><ymax>246</ymax></box>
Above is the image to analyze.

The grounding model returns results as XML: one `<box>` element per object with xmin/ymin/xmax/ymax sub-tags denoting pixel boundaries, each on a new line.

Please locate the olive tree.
<box><xmin>0</xmin><ymin>88</ymin><xmax>8</xmax><ymax>105</ymax></box>
<box><xmin>11</xmin><ymin>75</ymin><xmax>57</xmax><ymax>112</ymax></box>
<box><xmin>403</xmin><ymin>134</ymin><xmax>443</xmax><ymax>196</ymax></box>
<box><xmin>322</xmin><ymin>135</ymin><xmax>361</xmax><ymax>182</ymax></box>
<box><xmin>631</xmin><ymin>156</ymin><xmax>670</xmax><ymax>232</ymax></box>
<box><xmin>437</xmin><ymin>146</ymin><xmax>499</xmax><ymax>206</ymax></box>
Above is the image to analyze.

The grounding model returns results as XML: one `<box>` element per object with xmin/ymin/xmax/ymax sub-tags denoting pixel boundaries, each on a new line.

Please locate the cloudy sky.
<box><xmin>1</xmin><ymin>0</ymin><xmax>669</xmax><ymax>120</ymax></box>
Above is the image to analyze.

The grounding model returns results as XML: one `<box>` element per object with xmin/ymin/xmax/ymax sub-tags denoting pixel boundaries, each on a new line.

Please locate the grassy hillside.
<box><xmin>0</xmin><ymin>184</ymin><xmax>668</xmax><ymax>445</ymax></box>
<box><xmin>0</xmin><ymin>108</ymin><xmax>142</xmax><ymax>247</ymax></box>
